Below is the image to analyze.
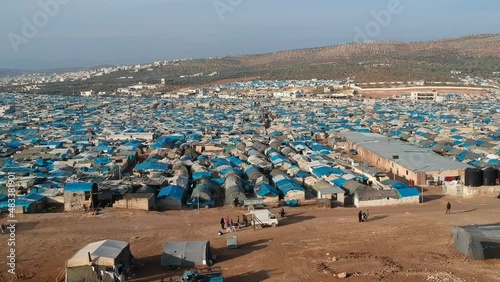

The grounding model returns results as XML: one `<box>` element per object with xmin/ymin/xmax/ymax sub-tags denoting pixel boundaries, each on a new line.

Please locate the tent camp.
<box><xmin>66</xmin><ymin>239</ymin><xmax>134</xmax><ymax>282</ymax></box>
<box><xmin>161</xmin><ymin>241</ymin><xmax>214</xmax><ymax>267</ymax></box>
<box><xmin>453</xmin><ymin>223</ymin><xmax>500</xmax><ymax>260</ymax></box>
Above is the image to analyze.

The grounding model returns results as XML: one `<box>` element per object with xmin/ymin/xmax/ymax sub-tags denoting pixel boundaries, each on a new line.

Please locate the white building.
<box><xmin>80</xmin><ymin>90</ymin><xmax>94</xmax><ymax>97</ymax></box>
<box><xmin>273</xmin><ymin>90</ymin><xmax>304</xmax><ymax>99</ymax></box>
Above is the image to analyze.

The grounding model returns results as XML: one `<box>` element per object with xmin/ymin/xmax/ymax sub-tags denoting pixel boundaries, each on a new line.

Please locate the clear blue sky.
<box><xmin>1</xmin><ymin>0</ymin><xmax>499</xmax><ymax>69</ymax></box>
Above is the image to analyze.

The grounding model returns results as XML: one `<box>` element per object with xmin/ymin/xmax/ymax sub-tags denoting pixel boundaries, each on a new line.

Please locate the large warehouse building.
<box><xmin>340</xmin><ymin>132</ymin><xmax>471</xmax><ymax>185</ymax></box>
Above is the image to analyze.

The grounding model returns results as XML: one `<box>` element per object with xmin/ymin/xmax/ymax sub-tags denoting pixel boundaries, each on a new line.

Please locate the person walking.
<box><xmin>446</xmin><ymin>202</ymin><xmax>451</xmax><ymax>214</ymax></box>
<box><xmin>220</xmin><ymin>218</ymin><xmax>225</xmax><ymax>230</ymax></box>
<box><xmin>0</xmin><ymin>223</ymin><xmax>5</xmax><ymax>234</ymax></box>
<box><xmin>358</xmin><ymin>211</ymin><xmax>363</xmax><ymax>222</ymax></box>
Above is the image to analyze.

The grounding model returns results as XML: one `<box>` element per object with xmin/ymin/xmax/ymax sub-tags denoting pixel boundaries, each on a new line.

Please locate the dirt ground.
<box><xmin>360</xmin><ymin>87</ymin><xmax>490</xmax><ymax>99</ymax></box>
<box><xmin>2</xmin><ymin>189</ymin><xmax>500</xmax><ymax>282</ymax></box>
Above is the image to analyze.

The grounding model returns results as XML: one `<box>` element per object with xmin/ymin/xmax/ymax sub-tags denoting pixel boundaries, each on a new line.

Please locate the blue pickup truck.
<box><xmin>175</xmin><ymin>267</ymin><xmax>224</xmax><ymax>282</ymax></box>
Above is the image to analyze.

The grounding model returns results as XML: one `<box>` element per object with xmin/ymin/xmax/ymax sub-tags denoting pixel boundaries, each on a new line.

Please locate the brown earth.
<box><xmin>360</xmin><ymin>87</ymin><xmax>491</xmax><ymax>99</ymax></box>
<box><xmin>2</xmin><ymin>190</ymin><xmax>500</xmax><ymax>282</ymax></box>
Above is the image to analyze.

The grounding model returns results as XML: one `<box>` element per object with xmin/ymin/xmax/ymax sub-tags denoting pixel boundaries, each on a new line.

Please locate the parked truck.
<box><xmin>175</xmin><ymin>267</ymin><xmax>224</xmax><ymax>282</ymax></box>
<box><xmin>247</xmin><ymin>209</ymin><xmax>279</xmax><ymax>227</ymax></box>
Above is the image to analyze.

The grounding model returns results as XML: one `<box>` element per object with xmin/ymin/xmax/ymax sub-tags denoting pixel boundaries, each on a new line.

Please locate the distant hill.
<box><xmin>3</xmin><ymin>34</ymin><xmax>500</xmax><ymax>94</ymax></box>
<box><xmin>129</xmin><ymin>34</ymin><xmax>500</xmax><ymax>84</ymax></box>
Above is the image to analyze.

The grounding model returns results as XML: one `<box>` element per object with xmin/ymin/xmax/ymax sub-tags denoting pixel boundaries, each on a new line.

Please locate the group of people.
<box><xmin>220</xmin><ymin>215</ymin><xmax>249</xmax><ymax>234</ymax></box>
<box><xmin>358</xmin><ymin>210</ymin><xmax>369</xmax><ymax>222</ymax></box>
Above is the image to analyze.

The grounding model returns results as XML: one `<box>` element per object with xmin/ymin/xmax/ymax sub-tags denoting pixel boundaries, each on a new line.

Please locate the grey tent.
<box><xmin>224</xmin><ymin>174</ymin><xmax>246</xmax><ymax>205</ymax></box>
<box><xmin>161</xmin><ymin>241</ymin><xmax>214</xmax><ymax>267</ymax></box>
<box><xmin>452</xmin><ymin>224</ymin><xmax>500</xmax><ymax>260</ymax></box>
<box><xmin>342</xmin><ymin>180</ymin><xmax>370</xmax><ymax>194</ymax></box>
<box><xmin>66</xmin><ymin>239</ymin><xmax>134</xmax><ymax>282</ymax></box>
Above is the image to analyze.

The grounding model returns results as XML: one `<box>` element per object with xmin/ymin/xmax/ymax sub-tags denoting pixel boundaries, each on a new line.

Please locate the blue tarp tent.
<box><xmin>256</xmin><ymin>184</ymin><xmax>279</xmax><ymax>197</ymax></box>
<box><xmin>64</xmin><ymin>182</ymin><xmax>96</xmax><ymax>192</ymax></box>
<box><xmin>158</xmin><ymin>185</ymin><xmax>185</xmax><ymax>200</ymax></box>
<box><xmin>397</xmin><ymin>188</ymin><xmax>420</xmax><ymax>198</ymax></box>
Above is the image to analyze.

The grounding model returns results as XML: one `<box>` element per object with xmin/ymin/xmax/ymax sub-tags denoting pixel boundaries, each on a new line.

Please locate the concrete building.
<box><xmin>114</xmin><ymin>193</ymin><xmax>155</xmax><ymax>211</ymax></box>
<box><xmin>340</xmin><ymin>132</ymin><xmax>471</xmax><ymax>186</ymax></box>
<box><xmin>64</xmin><ymin>182</ymin><xmax>98</xmax><ymax>212</ymax></box>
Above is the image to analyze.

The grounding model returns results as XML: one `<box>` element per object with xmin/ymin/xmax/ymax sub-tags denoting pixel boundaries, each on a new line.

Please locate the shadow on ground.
<box><xmin>215</xmin><ymin>238</ymin><xmax>271</xmax><ymax>263</ymax></box>
<box><xmin>129</xmin><ymin>254</ymin><xmax>181</xmax><ymax>282</ymax></box>
<box><xmin>453</xmin><ymin>208</ymin><xmax>478</xmax><ymax>214</ymax></box>
<box><xmin>277</xmin><ymin>212</ymin><xmax>315</xmax><ymax>226</ymax></box>
<box><xmin>367</xmin><ymin>215</ymin><xmax>389</xmax><ymax>222</ymax></box>
<box><xmin>225</xmin><ymin>269</ymin><xmax>272</xmax><ymax>282</ymax></box>
<box><xmin>423</xmin><ymin>194</ymin><xmax>445</xmax><ymax>202</ymax></box>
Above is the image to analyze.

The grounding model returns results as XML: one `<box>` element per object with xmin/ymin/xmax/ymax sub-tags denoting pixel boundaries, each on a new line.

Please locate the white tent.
<box><xmin>453</xmin><ymin>224</ymin><xmax>500</xmax><ymax>260</ymax></box>
<box><xmin>161</xmin><ymin>241</ymin><xmax>213</xmax><ymax>267</ymax></box>
<box><xmin>66</xmin><ymin>239</ymin><xmax>134</xmax><ymax>282</ymax></box>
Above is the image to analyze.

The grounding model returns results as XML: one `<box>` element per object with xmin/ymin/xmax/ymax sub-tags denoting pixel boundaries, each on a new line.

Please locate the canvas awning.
<box><xmin>67</xmin><ymin>239</ymin><xmax>130</xmax><ymax>268</ymax></box>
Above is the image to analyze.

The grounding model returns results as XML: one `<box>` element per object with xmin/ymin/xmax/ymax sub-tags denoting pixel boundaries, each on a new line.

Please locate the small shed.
<box><xmin>64</xmin><ymin>182</ymin><xmax>98</xmax><ymax>212</ymax></box>
<box><xmin>65</xmin><ymin>239</ymin><xmax>134</xmax><ymax>282</ymax></box>
<box><xmin>354</xmin><ymin>189</ymin><xmax>400</xmax><ymax>207</ymax></box>
<box><xmin>114</xmin><ymin>193</ymin><xmax>155</xmax><ymax>211</ymax></box>
<box><xmin>453</xmin><ymin>224</ymin><xmax>500</xmax><ymax>260</ymax></box>
<box><xmin>396</xmin><ymin>188</ymin><xmax>420</xmax><ymax>204</ymax></box>
<box><xmin>156</xmin><ymin>185</ymin><xmax>185</xmax><ymax>211</ymax></box>
<box><xmin>312</xmin><ymin>180</ymin><xmax>345</xmax><ymax>199</ymax></box>
<box><xmin>161</xmin><ymin>241</ymin><xmax>214</xmax><ymax>267</ymax></box>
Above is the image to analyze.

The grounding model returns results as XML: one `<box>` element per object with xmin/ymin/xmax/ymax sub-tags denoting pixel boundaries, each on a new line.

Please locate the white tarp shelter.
<box><xmin>161</xmin><ymin>241</ymin><xmax>213</xmax><ymax>267</ymax></box>
<box><xmin>453</xmin><ymin>223</ymin><xmax>500</xmax><ymax>260</ymax></box>
<box><xmin>66</xmin><ymin>239</ymin><xmax>134</xmax><ymax>282</ymax></box>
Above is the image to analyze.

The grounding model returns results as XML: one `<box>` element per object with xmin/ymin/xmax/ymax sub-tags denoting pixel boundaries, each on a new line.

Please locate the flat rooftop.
<box><xmin>340</xmin><ymin>132</ymin><xmax>471</xmax><ymax>172</ymax></box>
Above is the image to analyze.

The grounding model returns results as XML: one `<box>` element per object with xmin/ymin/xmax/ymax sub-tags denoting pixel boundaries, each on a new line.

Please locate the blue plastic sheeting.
<box><xmin>244</xmin><ymin>165</ymin><xmax>260</xmax><ymax>175</ymax></box>
<box><xmin>312</xmin><ymin>167</ymin><xmax>343</xmax><ymax>178</ymax></box>
<box><xmin>211</xmin><ymin>158</ymin><xmax>231</xmax><ymax>168</ymax></box>
<box><xmin>295</xmin><ymin>170</ymin><xmax>311</xmax><ymax>178</ymax></box>
<box><xmin>269</xmin><ymin>131</ymin><xmax>283</xmax><ymax>137</ymax></box>
<box><xmin>269</xmin><ymin>154</ymin><xmax>291</xmax><ymax>165</ymax></box>
<box><xmin>256</xmin><ymin>184</ymin><xmax>279</xmax><ymax>197</ymax></box>
<box><xmin>4</xmin><ymin>158</ymin><xmax>14</xmax><ymax>167</ymax></box>
<box><xmin>1</xmin><ymin>167</ymin><xmax>35</xmax><ymax>174</ymax></box>
<box><xmin>220</xmin><ymin>168</ymin><xmax>243</xmax><ymax>177</ymax></box>
<box><xmin>331</xmin><ymin>178</ymin><xmax>347</xmax><ymax>187</ymax></box>
<box><xmin>354</xmin><ymin>174</ymin><xmax>369</xmax><ymax>182</ymax></box>
<box><xmin>275</xmin><ymin>178</ymin><xmax>304</xmax><ymax>195</ymax></box>
<box><xmin>94</xmin><ymin>156</ymin><xmax>111</xmax><ymax>165</ymax></box>
<box><xmin>397</xmin><ymin>188</ymin><xmax>420</xmax><ymax>198</ymax></box>
<box><xmin>22</xmin><ymin>193</ymin><xmax>46</xmax><ymax>201</ymax></box>
<box><xmin>135</xmin><ymin>159</ymin><xmax>170</xmax><ymax>172</ymax></box>
<box><xmin>193</xmin><ymin>171</ymin><xmax>211</xmax><ymax>181</ymax></box>
<box><xmin>64</xmin><ymin>182</ymin><xmax>95</xmax><ymax>192</ymax></box>
<box><xmin>487</xmin><ymin>159</ymin><xmax>500</xmax><ymax>165</ymax></box>
<box><xmin>284</xmin><ymin>199</ymin><xmax>299</xmax><ymax>207</ymax></box>
<box><xmin>391</xmin><ymin>182</ymin><xmax>409</xmax><ymax>189</ymax></box>
<box><xmin>157</xmin><ymin>185</ymin><xmax>185</xmax><ymax>200</ymax></box>
<box><xmin>0</xmin><ymin>195</ymin><xmax>8</xmax><ymax>202</ymax></box>
<box><xmin>228</xmin><ymin>156</ymin><xmax>245</xmax><ymax>167</ymax></box>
